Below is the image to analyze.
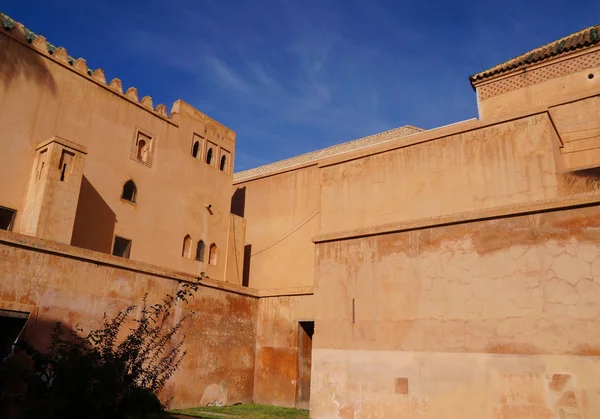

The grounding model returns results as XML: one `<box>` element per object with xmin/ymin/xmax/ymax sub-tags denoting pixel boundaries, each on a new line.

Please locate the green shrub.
<box><xmin>24</xmin><ymin>277</ymin><xmax>203</xmax><ymax>419</ymax></box>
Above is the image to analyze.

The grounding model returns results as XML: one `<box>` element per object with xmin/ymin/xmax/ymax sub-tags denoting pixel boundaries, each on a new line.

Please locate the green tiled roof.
<box><xmin>1</xmin><ymin>12</ymin><xmax>93</xmax><ymax>75</ymax></box>
<box><xmin>470</xmin><ymin>25</ymin><xmax>600</xmax><ymax>83</ymax></box>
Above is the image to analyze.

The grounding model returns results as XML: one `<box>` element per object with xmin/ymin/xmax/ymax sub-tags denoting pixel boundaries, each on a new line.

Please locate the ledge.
<box><xmin>313</xmin><ymin>192</ymin><xmax>600</xmax><ymax>243</ymax></box>
<box><xmin>36</xmin><ymin>136</ymin><xmax>88</xmax><ymax>154</ymax></box>
<box><xmin>256</xmin><ymin>286</ymin><xmax>314</xmax><ymax>298</ymax></box>
<box><xmin>233</xmin><ymin>162</ymin><xmax>318</xmax><ymax>185</ymax></box>
<box><xmin>0</xmin><ymin>230</ymin><xmax>259</xmax><ymax>298</ymax></box>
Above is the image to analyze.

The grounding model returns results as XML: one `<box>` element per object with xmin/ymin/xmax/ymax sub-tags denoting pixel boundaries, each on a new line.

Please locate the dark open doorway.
<box><xmin>0</xmin><ymin>309</ymin><xmax>29</xmax><ymax>360</ymax></box>
<box><xmin>296</xmin><ymin>320</ymin><xmax>314</xmax><ymax>409</ymax></box>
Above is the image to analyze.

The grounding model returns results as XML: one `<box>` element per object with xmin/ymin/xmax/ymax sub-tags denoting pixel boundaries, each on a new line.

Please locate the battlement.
<box><xmin>1</xmin><ymin>12</ymin><xmax>182</xmax><ymax>122</ymax></box>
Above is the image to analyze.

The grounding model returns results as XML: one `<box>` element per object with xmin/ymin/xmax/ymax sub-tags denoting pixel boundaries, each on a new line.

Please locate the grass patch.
<box><xmin>170</xmin><ymin>403</ymin><xmax>309</xmax><ymax>419</ymax></box>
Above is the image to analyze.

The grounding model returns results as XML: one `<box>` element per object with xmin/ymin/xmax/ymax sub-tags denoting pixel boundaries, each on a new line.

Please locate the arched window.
<box><xmin>137</xmin><ymin>139</ymin><xmax>148</xmax><ymax>162</ymax></box>
<box><xmin>219</xmin><ymin>155</ymin><xmax>227</xmax><ymax>171</ymax></box>
<box><xmin>122</xmin><ymin>179</ymin><xmax>137</xmax><ymax>203</ymax></box>
<box><xmin>196</xmin><ymin>240</ymin><xmax>205</xmax><ymax>261</ymax></box>
<box><xmin>182</xmin><ymin>235</ymin><xmax>192</xmax><ymax>258</ymax></box>
<box><xmin>192</xmin><ymin>141</ymin><xmax>200</xmax><ymax>158</ymax></box>
<box><xmin>206</xmin><ymin>148</ymin><xmax>213</xmax><ymax>165</ymax></box>
<box><xmin>209</xmin><ymin>243</ymin><xmax>217</xmax><ymax>265</ymax></box>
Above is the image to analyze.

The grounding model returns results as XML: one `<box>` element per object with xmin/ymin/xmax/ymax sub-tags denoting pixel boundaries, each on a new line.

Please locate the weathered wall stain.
<box><xmin>253</xmin><ymin>296</ymin><xmax>314</xmax><ymax>407</ymax></box>
<box><xmin>0</xmin><ymin>235</ymin><xmax>257</xmax><ymax>409</ymax></box>
<box><xmin>312</xmin><ymin>201</ymin><xmax>600</xmax><ymax>418</ymax></box>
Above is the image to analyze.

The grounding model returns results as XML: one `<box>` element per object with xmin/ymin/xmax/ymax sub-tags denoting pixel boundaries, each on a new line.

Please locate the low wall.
<box><xmin>0</xmin><ymin>230</ymin><xmax>258</xmax><ymax>409</ymax></box>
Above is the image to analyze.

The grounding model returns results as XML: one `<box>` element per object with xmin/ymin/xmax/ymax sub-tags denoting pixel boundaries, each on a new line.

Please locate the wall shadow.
<box><xmin>296</xmin><ymin>321</ymin><xmax>314</xmax><ymax>409</ymax></box>
<box><xmin>0</xmin><ymin>312</ymin><xmax>74</xmax><ymax>367</ymax></box>
<box><xmin>559</xmin><ymin>166</ymin><xmax>600</xmax><ymax>195</ymax></box>
<box><xmin>0</xmin><ymin>28</ymin><xmax>58</xmax><ymax>94</ymax></box>
<box><xmin>71</xmin><ymin>176</ymin><xmax>116</xmax><ymax>254</ymax></box>
<box><xmin>0</xmin><ymin>315</ymin><xmax>28</xmax><ymax>360</ymax></box>
<box><xmin>242</xmin><ymin>244</ymin><xmax>252</xmax><ymax>287</ymax></box>
<box><xmin>230</xmin><ymin>187</ymin><xmax>246</xmax><ymax>218</ymax></box>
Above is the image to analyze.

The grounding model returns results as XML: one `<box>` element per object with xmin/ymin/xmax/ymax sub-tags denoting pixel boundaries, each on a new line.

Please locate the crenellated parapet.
<box><xmin>0</xmin><ymin>12</ymin><xmax>173</xmax><ymax>121</ymax></box>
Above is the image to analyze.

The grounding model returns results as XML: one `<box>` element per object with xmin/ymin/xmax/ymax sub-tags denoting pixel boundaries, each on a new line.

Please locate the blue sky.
<box><xmin>4</xmin><ymin>1</ymin><xmax>600</xmax><ymax>171</ymax></box>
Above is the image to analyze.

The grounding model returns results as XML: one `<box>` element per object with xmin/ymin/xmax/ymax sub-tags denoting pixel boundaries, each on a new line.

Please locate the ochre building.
<box><xmin>2</xmin><ymin>11</ymin><xmax>600</xmax><ymax>418</ymax></box>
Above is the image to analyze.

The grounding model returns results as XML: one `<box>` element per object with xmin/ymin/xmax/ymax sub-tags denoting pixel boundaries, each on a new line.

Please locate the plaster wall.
<box><xmin>254</xmin><ymin>295</ymin><xmax>314</xmax><ymax>407</ymax></box>
<box><xmin>0</xmin><ymin>30</ymin><xmax>234</xmax><ymax>280</ymax></box>
<box><xmin>549</xmin><ymin>94</ymin><xmax>600</xmax><ymax>172</ymax></box>
<box><xmin>233</xmin><ymin>166</ymin><xmax>320</xmax><ymax>290</ymax></box>
<box><xmin>311</xmin><ymin>203</ymin><xmax>600</xmax><ymax>418</ymax></box>
<box><xmin>225</xmin><ymin>213</ymin><xmax>247</xmax><ymax>286</ymax></box>
<box><xmin>312</xmin><ymin>350</ymin><xmax>600</xmax><ymax>419</ymax></box>
<box><xmin>319</xmin><ymin>114</ymin><xmax>565</xmax><ymax>235</ymax></box>
<box><xmin>477</xmin><ymin>48</ymin><xmax>600</xmax><ymax>120</ymax></box>
<box><xmin>0</xmin><ymin>230</ymin><xmax>256</xmax><ymax>409</ymax></box>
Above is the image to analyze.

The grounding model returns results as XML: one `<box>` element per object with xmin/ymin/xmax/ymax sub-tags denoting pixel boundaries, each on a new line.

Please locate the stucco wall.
<box><xmin>0</xmin><ymin>230</ymin><xmax>257</xmax><ymax>409</ymax></box>
<box><xmin>225</xmin><ymin>214</ymin><xmax>247</xmax><ymax>286</ymax></box>
<box><xmin>311</xmin><ymin>203</ymin><xmax>600</xmax><ymax>419</ymax></box>
<box><xmin>233</xmin><ymin>165</ymin><xmax>320</xmax><ymax>290</ymax></box>
<box><xmin>254</xmin><ymin>295</ymin><xmax>314</xmax><ymax>407</ymax></box>
<box><xmin>319</xmin><ymin>113</ymin><xmax>568</xmax><ymax>236</ymax></box>
<box><xmin>0</xmin><ymin>30</ymin><xmax>234</xmax><ymax>281</ymax></box>
<box><xmin>477</xmin><ymin>48</ymin><xmax>600</xmax><ymax>120</ymax></box>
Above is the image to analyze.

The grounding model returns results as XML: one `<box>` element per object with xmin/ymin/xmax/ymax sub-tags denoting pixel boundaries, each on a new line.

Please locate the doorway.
<box><xmin>0</xmin><ymin>309</ymin><xmax>29</xmax><ymax>360</ymax></box>
<box><xmin>296</xmin><ymin>321</ymin><xmax>314</xmax><ymax>409</ymax></box>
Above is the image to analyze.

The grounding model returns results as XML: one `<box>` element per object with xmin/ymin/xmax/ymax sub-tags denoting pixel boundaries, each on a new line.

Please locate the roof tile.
<box><xmin>470</xmin><ymin>25</ymin><xmax>600</xmax><ymax>83</ymax></box>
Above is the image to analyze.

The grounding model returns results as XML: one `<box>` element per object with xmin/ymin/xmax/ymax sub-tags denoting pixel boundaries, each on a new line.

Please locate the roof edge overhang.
<box><xmin>469</xmin><ymin>25</ymin><xmax>600</xmax><ymax>89</ymax></box>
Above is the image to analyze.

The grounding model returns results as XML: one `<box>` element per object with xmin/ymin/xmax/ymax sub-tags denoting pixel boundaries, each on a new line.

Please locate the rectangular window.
<box><xmin>0</xmin><ymin>206</ymin><xmax>16</xmax><ymax>231</ymax></box>
<box><xmin>130</xmin><ymin>128</ymin><xmax>155</xmax><ymax>167</ymax></box>
<box><xmin>112</xmin><ymin>236</ymin><xmax>132</xmax><ymax>259</ymax></box>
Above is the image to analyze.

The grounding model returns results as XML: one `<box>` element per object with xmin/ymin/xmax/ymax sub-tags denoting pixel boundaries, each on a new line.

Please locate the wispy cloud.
<box><xmin>248</xmin><ymin>62</ymin><xmax>280</xmax><ymax>89</ymax></box>
<box><xmin>206</xmin><ymin>57</ymin><xmax>250</xmax><ymax>92</ymax></box>
<box><xmin>41</xmin><ymin>0</ymin><xmax>595</xmax><ymax>171</ymax></box>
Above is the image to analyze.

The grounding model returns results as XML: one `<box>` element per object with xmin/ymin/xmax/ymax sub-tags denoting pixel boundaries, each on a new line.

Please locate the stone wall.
<box><xmin>0</xmin><ymin>230</ymin><xmax>257</xmax><ymax>409</ymax></box>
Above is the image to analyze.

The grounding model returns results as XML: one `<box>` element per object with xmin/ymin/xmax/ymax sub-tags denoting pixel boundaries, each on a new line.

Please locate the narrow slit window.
<box><xmin>36</xmin><ymin>150</ymin><xmax>47</xmax><ymax>181</ymax></box>
<box><xmin>112</xmin><ymin>236</ymin><xmax>132</xmax><ymax>258</ymax></box>
<box><xmin>122</xmin><ymin>180</ymin><xmax>137</xmax><ymax>203</ymax></box>
<box><xmin>192</xmin><ymin>141</ymin><xmax>200</xmax><ymax>158</ymax></box>
<box><xmin>182</xmin><ymin>235</ymin><xmax>192</xmax><ymax>258</ymax></box>
<box><xmin>196</xmin><ymin>240</ymin><xmax>205</xmax><ymax>261</ymax></box>
<box><xmin>209</xmin><ymin>243</ymin><xmax>217</xmax><ymax>265</ymax></box>
<box><xmin>58</xmin><ymin>150</ymin><xmax>75</xmax><ymax>182</ymax></box>
<box><xmin>220</xmin><ymin>155</ymin><xmax>227</xmax><ymax>171</ymax></box>
<box><xmin>0</xmin><ymin>206</ymin><xmax>16</xmax><ymax>231</ymax></box>
<box><xmin>206</xmin><ymin>148</ymin><xmax>213</xmax><ymax>165</ymax></box>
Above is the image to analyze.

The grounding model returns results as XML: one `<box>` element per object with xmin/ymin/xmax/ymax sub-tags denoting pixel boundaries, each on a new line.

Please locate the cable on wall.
<box><xmin>250</xmin><ymin>206</ymin><xmax>320</xmax><ymax>257</ymax></box>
